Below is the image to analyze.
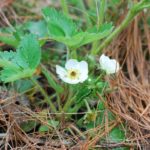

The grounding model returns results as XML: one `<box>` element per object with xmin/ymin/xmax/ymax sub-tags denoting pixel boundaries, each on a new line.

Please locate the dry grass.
<box><xmin>106</xmin><ymin>11</ymin><xmax>150</xmax><ymax>149</ymax></box>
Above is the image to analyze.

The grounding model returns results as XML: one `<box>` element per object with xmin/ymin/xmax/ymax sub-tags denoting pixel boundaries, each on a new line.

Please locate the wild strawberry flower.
<box><xmin>56</xmin><ymin>59</ymin><xmax>88</xmax><ymax>84</ymax></box>
<box><xmin>99</xmin><ymin>54</ymin><xmax>120</xmax><ymax>74</ymax></box>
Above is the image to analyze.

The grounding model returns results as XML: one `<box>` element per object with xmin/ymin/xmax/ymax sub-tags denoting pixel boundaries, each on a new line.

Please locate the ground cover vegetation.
<box><xmin>0</xmin><ymin>0</ymin><xmax>150</xmax><ymax>149</ymax></box>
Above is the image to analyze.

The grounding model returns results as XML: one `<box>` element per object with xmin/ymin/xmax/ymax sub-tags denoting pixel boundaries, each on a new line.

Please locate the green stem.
<box><xmin>63</xmin><ymin>87</ymin><xmax>75</xmax><ymax>112</ymax></box>
<box><xmin>84</xmin><ymin>99</ymin><xmax>91</xmax><ymax>112</ymax></box>
<box><xmin>31</xmin><ymin>78</ymin><xmax>57</xmax><ymax>113</ymax></box>
<box><xmin>63</xmin><ymin>97</ymin><xmax>74</xmax><ymax>112</ymax></box>
<box><xmin>93</xmin><ymin>0</ymin><xmax>150</xmax><ymax>55</ymax></box>
<box><xmin>97</xmin><ymin>0</ymin><xmax>105</xmax><ymax>27</ymax></box>
<box><xmin>93</xmin><ymin>12</ymin><xmax>134</xmax><ymax>54</ymax></box>
<box><xmin>71</xmin><ymin>49</ymin><xmax>77</xmax><ymax>59</ymax></box>
<box><xmin>56</xmin><ymin>94</ymin><xmax>62</xmax><ymax>111</ymax></box>
<box><xmin>91</xmin><ymin>0</ymin><xmax>106</xmax><ymax>54</ymax></box>
<box><xmin>41</xmin><ymin>64</ymin><xmax>63</xmax><ymax>93</ymax></box>
<box><xmin>69</xmin><ymin>47</ymin><xmax>77</xmax><ymax>59</ymax></box>
<box><xmin>61</xmin><ymin>0</ymin><xmax>69</xmax><ymax>15</ymax></box>
<box><xmin>66</xmin><ymin>46</ymin><xmax>70</xmax><ymax>60</ymax></box>
<box><xmin>69</xmin><ymin>101</ymin><xmax>85</xmax><ymax>113</ymax></box>
<box><xmin>78</xmin><ymin>0</ymin><xmax>92</xmax><ymax>27</ymax></box>
<box><xmin>87</xmin><ymin>0</ymin><xmax>95</xmax><ymax>8</ymax></box>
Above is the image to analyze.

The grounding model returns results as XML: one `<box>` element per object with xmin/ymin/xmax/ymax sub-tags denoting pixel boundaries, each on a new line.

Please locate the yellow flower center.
<box><xmin>68</xmin><ymin>69</ymin><xmax>80</xmax><ymax>79</ymax></box>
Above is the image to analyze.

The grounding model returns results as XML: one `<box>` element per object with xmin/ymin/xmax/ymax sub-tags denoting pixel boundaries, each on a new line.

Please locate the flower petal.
<box><xmin>107</xmin><ymin>59</ymin><xmax>120</xmax><ymax>74</ymax></box>
<box><xmin>79</xmin><ymin>74</ymin><xmax>88</xmax><ymax>83</ymax></box>
<box><xmin>57</xmin><ymin>59</ymin><xmax>89</xmax><ymax>84</ymax></box>
<box><xmin>65</xmin><ymin>59</ymin><xmax>78</xmax><ymax>70</ymax></box>
<box><xmin>77</xmin><ymin>61</ymin><xmax>88</xmax><ymax>82</ymax></box>
<box><xmin>99</xmin><ymin>54</ymin><xmax>120</xmax><ymax>74</ymax></box>
<box><xmin>99</xmin><ymin>54</ymin><xmax>110</xmax><ymax>66</ymax></box>
<box><xmin>62</xmin><ymin>77</ymin><xmax>80</xmax><ymax>84</ymax></box>
<box><xmin>56</xmin><ymin>65</ymin><xmax>81</xmax><ymax>84</ymax></box>
<box><xmin>78</xmin><ymin>61</ymin><xmax>88</xmax><ymax>74</ymax></box>
<box><xmin>56</xmin><ymin>65</ymin><xmax>67</xmax><ymax>78</ymax></box>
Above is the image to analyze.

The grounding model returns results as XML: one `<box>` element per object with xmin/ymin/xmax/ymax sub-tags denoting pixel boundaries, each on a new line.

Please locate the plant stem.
<box><xmin>84</xmin><ymin>99</ymin><xmax>91</xmax><ymax>112</ymax></box>
<box><xmin>69</xmin><ymin>47</ymin><xmax>77</xmax><ymax>59</ymax></box>
<box><xmin>56</xmin><ymin>94</ymin><xmax>62</xmax><ymax>111</ymax></box>
<box><xmin>31</xmin><ymin>77</ymin><xmax>57</xmax><ymax>113</ymax></box>
<box><xmin>78</xmin><ymin>0</ymin><xmax>92</xmax><ymax>27</ymax></box>
<box><xmin>69</xmin><ymin>101</ymin><xmax>85</xmax><ymax>113</ymax></box>
<box><xmin>93</xmin><ymin>0</ymin><xmax>150</xmax><ymax>55</ymax></box>
<box><xmin>87</xmin><ymin>0</ymin><xmax>95</xmax><ymax>8</ymax></box>
<box><xmin>63</xmin><ymin>97</ymin><xmax>74</xmax><ymax>112</ymax></box>
<box><xmin>40</xmin><ymin>64</ymin><xmax>63</xmax><ymax>94</ymax></box>
<box><xmin>71</xmin><ymin>49</ymin><xmax>77</xmax><ymax>59</ymax></box>
<box><xmin>91</xmin><ymin>0</ymin><xmax>106</xmax><ymax>54</ymax></box>
<box><xmin>63</xmin><ymin>87</ymin><xmax>75</xmax><ymax>112</ymax></box>
<box><xmin>93</xmin><ymin>12</ymin><xmax>134</xmax><ymax>54</ymax></box>
<box><xmin>97</xmin><ymin>0</ymin><xmax>105</xmax><ymax>27</ymax></box>
<box><xmin>61</xmin><ymin>0</ymin><xmax>69</xmax><ymax>15</ymax></box>
<box><xmin>66</xmin><ymin>46</ymin><xmax>70</xmax><ymax>60</ymax></box>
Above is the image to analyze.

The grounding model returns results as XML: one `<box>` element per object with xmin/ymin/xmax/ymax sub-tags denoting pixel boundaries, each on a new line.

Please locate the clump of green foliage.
<box><xmin>0</xmin><ymin>0</ymin><xmax>150</xmax><ymax>149</ymax></box>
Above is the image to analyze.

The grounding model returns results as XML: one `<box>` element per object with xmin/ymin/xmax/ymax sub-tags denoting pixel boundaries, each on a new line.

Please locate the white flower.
<box><xmin>99</xmin><ymin>54</ymin><xmax>120</xmax><ymax>74</ymax></box>
<box><xmin>56</xmin><ymin>59</ymin><xmax>88</xmax><ymax>84</ymax></box>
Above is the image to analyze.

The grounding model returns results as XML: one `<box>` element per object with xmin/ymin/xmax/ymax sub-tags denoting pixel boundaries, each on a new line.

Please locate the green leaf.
<box><xmin>41</xmin><ymin>65</ymin><xmax>63</xmax><ymax>93</ymax></box>
<box><xmin>0</xmin><ymin>34</ymin><xmax>19</xmax><ymax>47</ymax></box>
<box><xmin>0</xmin><ymin>27</ymin><xmax>20</xmax><ymax>47</ymax></box>
<box><xmin>42</xmin><ymin>7</ymin><xmax>77</xmax><ymax>37</ymax></box>
<box><xmin>75</xmin><ymin>87</ymin><xmax>92</xmax><ymax>103</ymax></box>
<box><xmin>0</xmin><ymin>20</ymin><xmax>48</xmax><ymax>47</ymax></box>
<box><xmin>96</xmin><ymin>81</ymin><xmax>109</xmax><ymax>94</ymax></box>
<box><xmin>97</xmin><ymin>101</ymin><xmax>105</xmax><ymax>110</ymax></box>
<box><xmin>48</xmin><ymin>120</ymin><xmax>59</xmax><ymax>128</ymax></box>
<box><xmin>0</xmin><ymin>68</ymin><xmax>34</xmax><ymax>83</ymax></box>
<box><xmin>17</xmin><ymin>34</ymin><xmax>41</xmax><ymax>69</ymax></box>
<box><xmin>81</xmin><ymin>23</ymin><xmax>113</xmax><ymax>45</ymax></box>
<box><xmin>50</xmin><ymin>24</ymin><xmax>113</xmax><ymax>47</ymax></box>
<box><xmin>0</xmin><ymin>51</ymin><xmax>18</xmax><ymax>69</ymax></box>
<box><xmin>50</xmin><ymin>32</ymin><xmax>84</xmax><ymax>47</ymax></box>
<box><xmin>39</xmin><ymin>120</ymin><xmax>59</xmax><ymax>132</ymax></box>
<box><xmin>20</xmin><ymin>120</ymin><xmax>38</xmax><ymax>132</ymax></box>
<box><xmin>24</xmin><ymin>20</ymin><xmax>48</xmax><ymax>38</ymax></box>
<box><xmin>39</xmin><ymin>125</ymin><xmax>49</xmax><ymax>132</ymax></box>
<box><xmin>43</xmin><ymin>7</ymin><xmax>113</xmax><ymax>48</ymax></box>
<box><xmin>0</xmin><ymin>34</ymin><xmax>41</xmax><ymax>83</ymax></box>
<box><xmin>14</xmin><ymin>79</ymin><xmax>34</xmax><ymax>93</ymax></box>
<box><xmin>108</xmin><ymin>126</ymin><xmax>125</xmax><ymax>143</ymax></box>
<box><xmin>0</xmin><ymin>51</ymin><xmax>16</xmax><ymax>61</ymax></box>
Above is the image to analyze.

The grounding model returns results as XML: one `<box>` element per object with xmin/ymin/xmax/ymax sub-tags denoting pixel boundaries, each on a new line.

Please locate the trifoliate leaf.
<box><xmin>42</xmin><ymin>7</ymin><xmax>113</xmax><ymax>48</ymax></box>
<box><xmin>0</xmin><ymin>34</ymin><xmax>41</xmax><ymax>83</ymax></box>
<box><xmin>49</xmin><ymin>23</ymin><xmax>113</xmax><ymax>47</ymax></box>
<box><xmin>42</xmin><ymin>7</ymin><xmax>77</xmax><ymax>37</ymax></box>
